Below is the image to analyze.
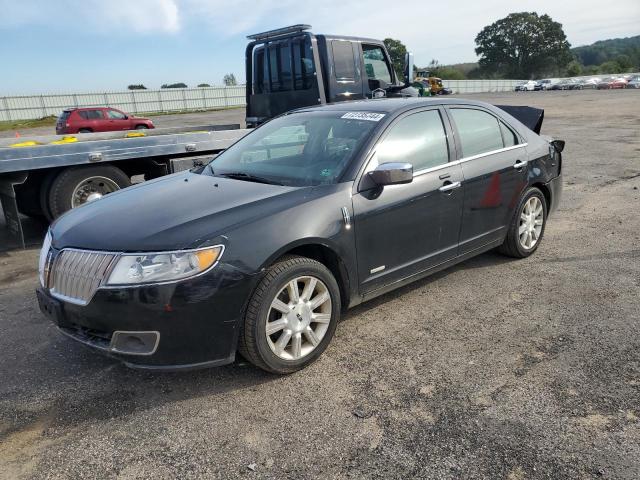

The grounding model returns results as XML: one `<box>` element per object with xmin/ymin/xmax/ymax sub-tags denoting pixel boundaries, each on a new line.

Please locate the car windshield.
<box><xmin>206</xmin><ymin>111</ymin><xmax>380</xmax><ymax>187</ymax></box>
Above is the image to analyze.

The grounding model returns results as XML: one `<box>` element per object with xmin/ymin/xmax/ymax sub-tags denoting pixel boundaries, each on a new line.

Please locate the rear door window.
<box><xmin>449</xmin><ymin>108</ymin><xmax>504</xmax><ymax>157</ymax></box>
<box><xmin>500</xmin><ymin>122</ymin><xmax>519</xmax><ymax>147</ymax></box>
<box><xmin>79</xmin><ymin>110</ymin><xmax>104</xmax><ymax>120</ymax></box>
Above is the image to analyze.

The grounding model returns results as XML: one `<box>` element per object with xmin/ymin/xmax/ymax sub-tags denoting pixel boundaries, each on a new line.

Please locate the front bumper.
<box><xmin>37</xmin><ymin>261</ymin><xmax>258</xmax><ymax>370</ymax></box>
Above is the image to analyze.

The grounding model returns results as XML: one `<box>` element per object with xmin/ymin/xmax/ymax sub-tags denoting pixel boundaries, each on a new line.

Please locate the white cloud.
<box><xmin>1</xmin><ymin>0</ymin><xmax>638</xmax><ymax>63</ymax></box>
<box><xmin>179</xmin><ymin>0</ymin><xmax>640</xmax><ymax>63</ymax></box>
<box><xmin>0</xmin><ymin>0</ymin><xmax>180</xmax><ymax>34</ymax></box>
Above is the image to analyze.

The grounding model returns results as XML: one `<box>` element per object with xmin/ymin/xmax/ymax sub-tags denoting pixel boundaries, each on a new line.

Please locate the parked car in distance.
<box><xmin>596</xmin><ymin>77</ymin><xmax>628</xmax><ymax>89</ymax></box>
<box><xmin>515</xmin><ymin>80</ymin><xmax>537</xmax><ymax>91</ymax></box>
<box><xmin>55</xmin><ymin>108</ymin><xmax>155</xmax><ymax>134</ymax></box>
<box><xmin>534</xmin><ymin>79</ymin><xmax>550</xmax><ymax>91</ymax></box>
<box><xmin>626</xmin><ymin>75</ymin><xmax>640</xmax><ymax>89</ymax></box>
<box><xmin>549</xmin><ymin>79</ymin><xmax>576</xmax><ymax>90</ymax></box>
<box><xmin>572</xmin><ymin>78</ymin><xmax>598</xmax><ymax>90</ymax></box>
<box><xmin>37</xmin><ymin>98</ymin><xmax>564</xmax><ymax>374</ymax></box>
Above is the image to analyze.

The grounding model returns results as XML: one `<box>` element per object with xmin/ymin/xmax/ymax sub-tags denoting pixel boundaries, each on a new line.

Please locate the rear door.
<box><xmin>446</xmin><ymin>106</ymin><xmax>528</xmax><ymax>254</ymax></box>
<box><xmin>76</xmin><ymin>109</ymin><xmax>107</xmax><ymax>132</ymax></box>
<box><xmin>352</xmin><ymin>107</ymin><xmax>464</xmax><ymax>294</ymax></box>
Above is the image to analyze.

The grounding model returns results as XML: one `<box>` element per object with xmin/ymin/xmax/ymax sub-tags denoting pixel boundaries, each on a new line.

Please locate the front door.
<box><xmin>352</xmin><ymin>108</ymin><xmax>464</xmax><ymax>294</ymax></box>
<box><xmin>105</xmin><ymin>109</ymin><xmax>131</xmax><ymax>130</ymax></box>
<box><xmin>446</xmin><ymin>106</ymin><xmax>528</xmax><ymax>253</ymax></box>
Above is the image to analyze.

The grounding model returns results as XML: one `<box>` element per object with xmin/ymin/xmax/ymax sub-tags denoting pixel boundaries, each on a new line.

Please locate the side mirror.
<box><xmin>403</xmin><ymin>52</ymin><xmax>414</xmax><ymax>87</ymax></box>
<box><xmin>550</xmin><ymin>139</ymin><xmax>565</xmax><ymax>153</ymax></box>
<box><xmin>368</xmin><ymin>162</ymin><xmax>413</xmax><ymax>187</ymax></box>
<box><xmin>123</xmin><ymin>115</ymin><xmax>129</xmax><ymax>120</ymax></box>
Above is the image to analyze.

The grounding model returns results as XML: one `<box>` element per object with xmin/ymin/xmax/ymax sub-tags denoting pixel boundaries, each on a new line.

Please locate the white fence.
<box><xmin>442</xmin><ymin>79</ymin><xmax>524</xmax><ymax>94</ymax></box>
<box><xmin>10</xmin><ymin>76</ymin><xmax>627</xmax><ymax>121</ymax></box>
<box><xmin>0</xmin><ymin>86</ymin><xmax>246</xmax><ymax>122</ymax></box>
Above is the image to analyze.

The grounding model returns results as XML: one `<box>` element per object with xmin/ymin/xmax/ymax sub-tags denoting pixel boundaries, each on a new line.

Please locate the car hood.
<box><xmin>51</xmin><ymin>171</ymin><xmax>306</xmax><ymax>251</ymax></box>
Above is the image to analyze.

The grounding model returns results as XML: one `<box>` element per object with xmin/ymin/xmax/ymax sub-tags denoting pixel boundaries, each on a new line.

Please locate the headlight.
<box><xmin>105</xmin><ymin>246</ymin><xmax>223</xmax><ymax>286</ymax></box>
<box><xmin>39</xmin><ymin>230</ymin><xmax>52</xmax><ymax>287</ymax></box>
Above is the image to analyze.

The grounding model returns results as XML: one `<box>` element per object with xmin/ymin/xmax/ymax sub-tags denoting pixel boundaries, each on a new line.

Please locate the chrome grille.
<box><xmin>50</xmin><ymin>250</ymin><xmax>117</xmax><ymax>305</ymax></box>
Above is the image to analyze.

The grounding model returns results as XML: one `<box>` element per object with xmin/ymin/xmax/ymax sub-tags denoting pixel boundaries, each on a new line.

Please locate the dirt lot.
<box><xmin>1</xmin><ymin>90</ymin><xmax>639</xmax><ymax>479</ymax></box>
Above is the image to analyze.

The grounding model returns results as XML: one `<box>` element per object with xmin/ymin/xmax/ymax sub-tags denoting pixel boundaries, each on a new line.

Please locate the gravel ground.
<box><xmin>0</xmin><ymin>90</ymin><xmax>639</xmax><ymax>479</ymax></box>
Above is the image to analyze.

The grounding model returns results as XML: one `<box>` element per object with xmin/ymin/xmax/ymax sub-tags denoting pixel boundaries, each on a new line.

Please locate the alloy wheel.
<box><xmin>265</xmin><ymin>276</ymin><xmax>332</xmax><ymax>360</ymax></box>
<box><xmin>519</xmin><ymin>196</ymin><xmax>544</xmax><ymax>249</ymax></box>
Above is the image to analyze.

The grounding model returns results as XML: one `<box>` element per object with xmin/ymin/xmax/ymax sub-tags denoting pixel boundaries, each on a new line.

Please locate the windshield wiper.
<box><xmin>215</xmin><ymin>172</ymin><xmax>283</xmax><ymax>186</ymax></box>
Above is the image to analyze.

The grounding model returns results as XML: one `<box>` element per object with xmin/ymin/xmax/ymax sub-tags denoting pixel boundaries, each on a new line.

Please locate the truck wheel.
<box><xmin>238</xmin><ymin>255</ymin><xmax>341</xmax><ymax>374</ymax></box>
<box><xmin>498</xmin><ymin>187</ymin><xmax>547</xmax><ymax>258</ymax></box>
<box><xmin>38</xmin><ymin>170</ymin><xmax>58</xmax><ymax>221</ymax></box>
<box><xmin>48</xmin><ymin>165</ymin><xmax>131</xmax><ymax>218</ymax></box>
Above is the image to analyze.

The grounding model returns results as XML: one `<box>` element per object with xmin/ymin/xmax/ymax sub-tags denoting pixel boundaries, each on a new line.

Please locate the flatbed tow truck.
<box><xmin>2</xmin><ymin>24</ymin><xmax>541</xmax><ymax>248</ymax></box>
<box><xmin>1</xmin><ymin>24</ymin><xmax>418</xmax><ymax>248</ymax></box>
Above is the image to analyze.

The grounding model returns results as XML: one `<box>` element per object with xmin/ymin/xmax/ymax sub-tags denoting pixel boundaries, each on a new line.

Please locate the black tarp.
<box><xmin>496</xmin><ymin>105</ymin><xmax>544</xmax><ymax>134</ymax></box>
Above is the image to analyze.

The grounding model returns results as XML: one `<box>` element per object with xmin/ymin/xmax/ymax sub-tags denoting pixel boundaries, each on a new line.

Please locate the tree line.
<box><xmin>385</xmin><ymin>13</ymin><xmax>639</xmax><ymax>81</ymax></box>
<box><xmin>127</xmin><ymin>73</ymin><xmax>237</xmax><ymax>90</ymax></box>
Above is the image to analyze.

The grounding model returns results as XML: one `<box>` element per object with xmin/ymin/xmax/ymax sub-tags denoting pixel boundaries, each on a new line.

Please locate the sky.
<box><xmin>0</xmin><ymin>0</ymin><xmax>638</xmax><ymax>95</ymax></box>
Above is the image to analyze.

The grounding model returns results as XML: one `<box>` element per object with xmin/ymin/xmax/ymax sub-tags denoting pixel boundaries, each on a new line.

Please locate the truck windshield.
<box><xmin>207</xmin><ymin>111</ymin><xmax>380</xmax><ymax>187</ymax></box>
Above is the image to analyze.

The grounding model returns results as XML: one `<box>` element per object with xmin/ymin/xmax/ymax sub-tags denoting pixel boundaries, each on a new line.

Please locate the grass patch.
<box><xmin>0</xmin><ymin>116</ymin><xmax>57</xmax><ymax>132</ymax></box>
<box><xmin>143</xmin><ymin>106</ymin><xmax>244</xmax><ymax>117</ymax></box>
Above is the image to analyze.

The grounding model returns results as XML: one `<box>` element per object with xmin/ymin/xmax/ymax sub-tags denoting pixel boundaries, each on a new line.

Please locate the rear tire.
<box><xmin>48</xmin><ymin>165</ymin><xmax>131</xmax><ymax>218</ymax></box>
<box><xmin>498</xmin><ymin>187</ymin><xmax>547</xmax><ymax>258</ymax></box>
<box><xmin>78</xmin><ymin>128</ymin><xmax>92</xmax><ymax>133</ymax></box>
<box><xmin>238</xmin><ymin>255</ymin><xmax>341</xmax><ymax>374</ymax></box>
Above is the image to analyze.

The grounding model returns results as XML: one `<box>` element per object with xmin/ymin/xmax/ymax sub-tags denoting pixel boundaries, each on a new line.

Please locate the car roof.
<box><xmin>292</xmin><ymin>97</ymin><xmax>498</xmax><ymax>115</ymax></box>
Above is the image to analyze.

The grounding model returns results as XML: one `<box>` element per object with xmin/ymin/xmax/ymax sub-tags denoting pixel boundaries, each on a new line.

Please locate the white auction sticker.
<box><xmin>341</xmin><ymin>112</ymin><xmax>386</xmax><ymax>122</ymax></box>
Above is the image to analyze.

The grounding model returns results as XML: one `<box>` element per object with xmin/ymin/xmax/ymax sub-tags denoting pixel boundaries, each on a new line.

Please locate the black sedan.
<box><xmin>37</xmin><ymin>98</ymin><xmax>564</xmax><ymax>374</ymax></box>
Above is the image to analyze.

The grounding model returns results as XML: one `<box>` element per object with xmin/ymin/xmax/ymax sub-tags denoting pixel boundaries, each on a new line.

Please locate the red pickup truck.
<box><xmin>56</xmin><ymin>107</ymin><xmax>155</xmax><ymax>134</ymax></box>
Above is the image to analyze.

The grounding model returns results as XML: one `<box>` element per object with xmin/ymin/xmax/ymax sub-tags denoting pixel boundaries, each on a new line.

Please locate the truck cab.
<box><xmin>245</xmin><ymin>25</ymin><xmax>415</xmax><ymax>127</ymax></box>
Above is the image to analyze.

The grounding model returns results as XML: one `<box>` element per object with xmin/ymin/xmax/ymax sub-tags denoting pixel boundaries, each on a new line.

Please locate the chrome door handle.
<box><xmin>513</xmin><ymin>160</ymin><xmax>528</xmax><ymax>170</ymax></box>
<box><xmin>439</xmin><ymin>181</ymin><xmax>461</xmax><ymax>193</ymax></box>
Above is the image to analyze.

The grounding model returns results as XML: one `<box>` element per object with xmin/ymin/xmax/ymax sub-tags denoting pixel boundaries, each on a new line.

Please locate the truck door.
<box><xmin>359</xmin><ymin>43</ymin><xmax>395</xmax><ymax>97</ymax></box>
<box><xmin>327</xmin><ymin>40</ymin><xmax>364</xmax><ymax>102</ymax></box>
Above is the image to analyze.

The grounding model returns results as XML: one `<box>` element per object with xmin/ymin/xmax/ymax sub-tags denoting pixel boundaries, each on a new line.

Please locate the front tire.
<box><xmin>498</xmin><ymin>187</ymin><xmax>547</xmax><ymax>258</ymax></box>
<box><xmin>135</xmin><ymin>125</ymin><xmax>149</xmax><ymax>130</ymax></box>
<box><xmin>238</xmin><ymin>255</ymin><xmax>341</xmax><ymax>374</ymax></box>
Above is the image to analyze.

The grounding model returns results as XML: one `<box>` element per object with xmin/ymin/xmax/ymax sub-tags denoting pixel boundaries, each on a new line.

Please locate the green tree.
<box><xmin>424</xmin><ymin>59</ymin><xmax>466</xmax><ymax>80</ymax></box>
<box><xmin>565</xmin><ymin>60</ymin><xmax>583</xmax><ymax>76</ymax></box>
<box><xmin>127</xmin><ymin>84</ymin><xmax>147</xmax><ymax>90</ymax></box>
<box><xmin>197</xmin><ymin>83</ymin><xmax>211</xmax><ymax>87</ymax></box>
<box><xmin>161</xmin><ymin>82</ymin><xmax>188</xmax><ymax>88</ymax></box>
<box><xmin>599</xmin><ymin>60</ymin><xmax>623</xmax><ymax>74</ymax></box>
<box><xmin>223</xmin><ymin>74</ymin><xmax>237</xmax><ymax>86</ymax></box>
<box><xmin>475</xmin><ymin>12</ymin><xmax>572</xmax><ymax>78</ymax></box>
<box><xmin>383</xmin><ymin>38</ymin><xmax>407</xmax><ymax>78</ymax></box>
<box><xmin>614</xmin><ymin>55</ymin><xmax>633</xmax><ymax>71</ymax></box>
